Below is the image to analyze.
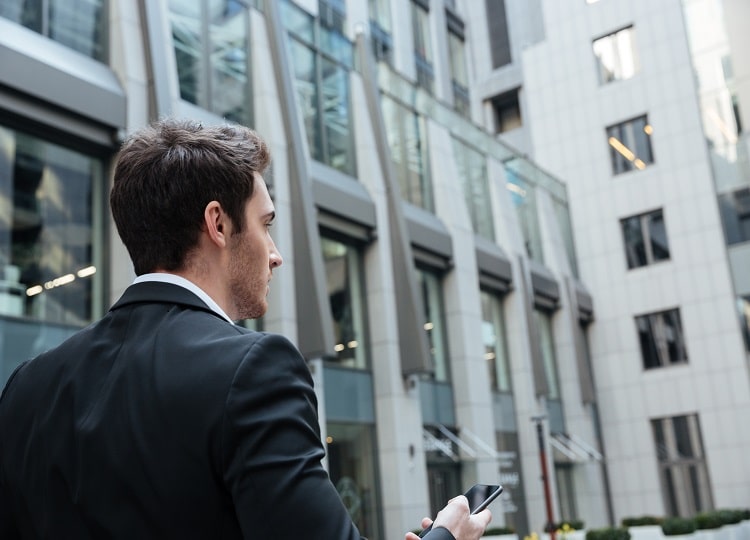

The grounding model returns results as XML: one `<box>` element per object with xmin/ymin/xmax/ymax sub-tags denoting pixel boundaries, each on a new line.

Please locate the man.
<box><xmin>0</xmin><ymin>119</ymin><xmax>491</xmax><ymax>539</ymax></box>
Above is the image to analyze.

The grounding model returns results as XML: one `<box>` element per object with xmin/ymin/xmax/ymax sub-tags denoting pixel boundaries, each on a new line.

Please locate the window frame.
<box><xmin>620</xmin><ymin>208</ymin><xmax>671</xmax><ymax>269</ymax></box>
<box><xmin>606</xmin><ymin>114</ymin><xmax>654</xmax><ymax>175</ymax></box>
<box><xmin>635</xmin><ymin>308</ymin><xmax>689</xmax><ymax>370</ymax></box>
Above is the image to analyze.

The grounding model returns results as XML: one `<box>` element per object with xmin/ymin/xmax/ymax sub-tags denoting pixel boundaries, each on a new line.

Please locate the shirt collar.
<box><xmin>133</xmin><ymin>273</ymin><xmax>234</xmax><ymax>324</ymax></box>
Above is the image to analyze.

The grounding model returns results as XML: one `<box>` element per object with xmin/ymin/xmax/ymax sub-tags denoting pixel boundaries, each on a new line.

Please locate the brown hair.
<box><xmin>110</xmin><ymin>118</ymin><xmax>270</xmax><ymax>275</ymax></box>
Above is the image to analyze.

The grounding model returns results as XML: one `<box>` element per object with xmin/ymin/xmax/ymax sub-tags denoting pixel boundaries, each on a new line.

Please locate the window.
<box><xmin>0</xmin><ymin>0</ymin><xmax>107</xmax><ymax>61</ymax></box>
<box><xmin>593</xmin><ymin>26</ymin><xmax>638</xmax><ymax>84</ymax></box>
<box><xmin>607</xmin><ymin>115</ymin><xmax>654</xmax><ymax>174</ymax></box>
<box><xmin>481</xmin><ymin>290</ymin><xmax>511</xmax><ymax>392</ymax></box>
<box><xmin>652</xmin><ymin>414</ymin><xmax>713</xmax><ymax>517</ymax></box>
<box><xmin>505</xmin><ymin>163</ymin><xmax>542</xmax><ymax>262</ymax></box>
<box><xmin>737</xmin><ymin>296</ymin><xmax>750</xmax><ymax>353</ymax></box>
<box><xmin>169</xmin><ymin>0</ymin><xmax>251</xmax><ymax>125</ymax></box>
<box><xmin>718</xmin><ymin>187</ymin><xmax>750</xmax><ymax>245</ymax></box>
<box><xmin>485</xmin><ymin>0</ymin><xmax>511</xmax><ymax>68</ymax></box>
<box><xmin>0</xmin><ymin>125</ymin><xmax>103</xmax><ymax>384</ymax></box>
<box><xmin>326</xmin><ymin>422</ymin><xmax>382</xmax><ymax>539</ymax></box>
<box><xmin>452</xmin><ymin>138</ymin><xmax>495</xmax><ymax>240</ymax></box>
<box><xmin>381</xmin><ymin>95</ymin><xmax>433</xmax><ymax>211</ymax></box>
<box><xmin>490</xmin><ymin>90</ymin><xmax>522</xmax><ymax>133</ymax></box>
<box><xmin>412</xmin><ymin>1</ymin><xmax>434</xmax><ymax>94</ymax></box>
<box><xmin>283</xmin><ymin>0</ymin><xmax>356</xmax><ymax>175</ymax></box>
<box><xmin>621</xmin><ymin>208</ymin><xmax>670</xmax><ymax>269</ymax></box>
<box><xmin>321</xmin><ymin>236</ymin><xmax>368</xmax><ymax>369</ymax></box>
<box><xmin>535</xmin><ymin>309</ymin><xmax>560</xmax><ymax>399</ymax></box>
<box><xmin>368</xmin><ymin>0</ymin><xmax>392</xmax><ymax>63</ymax></box>
<box><xmin>636</xmin><ymin>308</ymin><xmax>688</xmax><ymax>369</ymax></box>
<box><xmin>447</xmin><ymin>27</ymin><xmax>469</xmax><ymax>117</ymax></box>
<box><xmin>417</xmin><ymin>268</ymin><xmax>449</xmax><ymax>381</ymax></box>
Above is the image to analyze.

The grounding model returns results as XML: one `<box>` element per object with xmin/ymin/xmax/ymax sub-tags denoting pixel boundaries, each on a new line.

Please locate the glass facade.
<box><xmin>368</xmin><ymin>0</ymin><xmax>392</xmax><ymax>63</ymax></box>
<box><xmin>0</xmin><ymin>125</ymin><xmax>103</xmax><ymax>383</ymax></box>
<box><xmin>0</xmin><ymin>0</ymin><xmax>108</xmax><ymax>61</ymax></box>
<box><xmin>381</xmin><ymin>95</ymin><xmax>433</xmax><ymax>211</ymax></box>
<box><xmin>506</xmin><ymin>165</ymin><xmax>543</xmax><ymax>262</ymax></box>
<box><xmin>169</xmin><ymin>0</ymin><xmax>251</xmax><ymax>125</ymax></box>
<box><xmin>481</xmin><ymin>290</ymin><xmax>511</xmax><ymax>392</ymax></box>
<box><xmin>321</xmin><ymin>236</ymin><xmax>368</xmax><ymax>369</ymax></box>
<box><xmin>452</xmin><ymin>138</ymin><xmax>494</xmax><ymax>240</ymax></box>
<box><xmin>283</xmin><ymin>0</ymin><xmax>356</xmax><ymax>176</ymax></box>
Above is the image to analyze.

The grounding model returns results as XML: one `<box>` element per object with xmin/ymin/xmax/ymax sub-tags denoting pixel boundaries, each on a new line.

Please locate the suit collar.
<box><xmin>110</xmin><ymin>282</ymin><xmax>229</xmax><ymax>323</ymax></box>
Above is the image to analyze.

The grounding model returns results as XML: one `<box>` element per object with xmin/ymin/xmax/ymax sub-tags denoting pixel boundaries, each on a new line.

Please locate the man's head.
<box><xmin>111</xmin><ymin>118</ymin><xmax>282</xmax><ymax>320</ymax></box>
<box><xmin>110</xmin><ymin>118</ymin><xmax>270</xmax><ymax>275</ymax></box>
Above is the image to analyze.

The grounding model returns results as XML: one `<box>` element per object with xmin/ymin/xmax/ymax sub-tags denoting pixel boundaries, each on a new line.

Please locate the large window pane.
<box><xmin>651</xmin><ymin>414</ymin><xmax>713</xmax><ymax>516</ymax></box>
<box><xmin>718</xmin><ymin>187</ymin><xmax>750</xmax><ymax>245</ymax></box>
<box><xmin>453</xmin><ymin>138</ymin><xmax>494</xmax><ymax>240</ymax></box>
<box><xmin>636</xmin><ymin>308</ymin><xmax>688</xmax><ymax>369</ymax></box>
<box><xmin>481</xmin><ymin>290</ymin><xmax>511</xmax><ymax>392</ymax></box>
<box><xmin>327</xmin><ymin>422</ymin><xmax>382</xmax><ymax>540</ymax></box>
<box><xmin>412</xmin><ymin>1</ymin><xmax>434</xmax><ymax>93</ymax></box>
<box><xmin>417</xmin><ymin>268</ymin><xmax>449</xmax><ymax>381</ymax></box>
<box><xmin>0</xmin><ymin>126</ymin><xmax>103</xmax><ymax>383</ymax></box>
<box><xmin>381</xmin><ymin>95</ymin><xmax>433</xmax><ymax>211</ymax></box>
<box><xmin>621</xmin><ymin>208</ymin><xmax>671</xmax><ymax>269</ymax></box>
<box><xmin>535</xmin><ymin>310</ymin><xmax>559</xmax><ymax>399</ymax></box>
<box><xmin>169</xmin><ymin>0</ymin><xmax>251</xmax><ymax>125</ymax></box>
<box><xmin>593</xmin><ymin>26</ymin><xmax>639</xmax><ymax>84</ymax></box>
<box><xmin>607</xmin><ymin>115</ymin><xmax>654</xmax><ymax>174</ymax></box>
<box><xmin>322</xmin><ymin>236</ymin><xmax>368</xmax><ymax>369</ymax></box>
<box><xmin>289</xmin><ymin>39</ymin><xmax>320</xmax><ymax>161</ymax></box>
<box><xmin>0</xmin><ymin>0</ymin><xmax>107</xmax><ymax>61</ymax></box>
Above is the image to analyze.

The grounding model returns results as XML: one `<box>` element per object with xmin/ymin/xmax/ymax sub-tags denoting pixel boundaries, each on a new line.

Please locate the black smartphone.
<box><xmin>418</xmin><ymin>483</ymin><xmax>503</xmax><ymax>537</ymax></box>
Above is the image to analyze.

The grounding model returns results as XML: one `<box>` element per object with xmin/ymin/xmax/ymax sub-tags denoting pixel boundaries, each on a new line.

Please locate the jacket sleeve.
<box><xmin>221</xmin><ymin>333</ymin><xmax>362</xmax><ymax>540</ymax></box>
<box><xmin>0</xmin><ymin>361</ymin><xmax>28</xmax><ymax>540</ymax></box>
<box><xmin>423</xmin><ymin>526</ymin><xmax>457</xmax><ymax>540</ymax></box>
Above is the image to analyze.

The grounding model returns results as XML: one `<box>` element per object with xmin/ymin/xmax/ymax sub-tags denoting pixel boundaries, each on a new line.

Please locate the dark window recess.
<box><xmin>719</xmin><ymin>187</ymin><xmax>750</xmax><ymax>245</ymax></box>
<box><xmin>635</xmin><ymin>309</ymin><xmax>688</xmax><ymax>370</ymax></box>
<box><xmin>485</xmin><ymin>0</ymin><xmax>511</xmax><ymax>68</ymax></box>
<box><xmin>621</xmin><ymin>208</ymin><xmax>670</xmax><ymax>269</ymax></box>
<box><xmin>490</xmin><ymin>90</ymin><xmax>522</xmax><ymax>133</ymax></box>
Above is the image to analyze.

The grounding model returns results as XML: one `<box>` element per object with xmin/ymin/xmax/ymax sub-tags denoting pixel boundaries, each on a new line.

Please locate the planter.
<box><xmin>629</xmin><ymin>525</ymin><xmax>665</xmax><ymax>540</ymax></box>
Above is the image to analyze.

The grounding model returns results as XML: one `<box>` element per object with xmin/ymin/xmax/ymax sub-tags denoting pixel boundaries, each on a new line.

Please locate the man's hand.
<box><xmin>404</xmin><ymin>496</ymin><xmax>492</xmax><ymax>540</ymax></box>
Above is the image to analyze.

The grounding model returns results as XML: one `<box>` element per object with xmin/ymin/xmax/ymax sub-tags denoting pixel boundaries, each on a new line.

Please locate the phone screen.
<box><xmin>464</xmin><ymin>484</ymin><xmax>503</xmax><ymax>514</ymax></box>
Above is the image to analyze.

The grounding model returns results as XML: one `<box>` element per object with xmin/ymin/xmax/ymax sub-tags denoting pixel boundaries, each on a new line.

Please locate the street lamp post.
<box><xmin>532</xmin><ymin>415</ymin><xmax>555</xmax><ymax>540</ymax></box>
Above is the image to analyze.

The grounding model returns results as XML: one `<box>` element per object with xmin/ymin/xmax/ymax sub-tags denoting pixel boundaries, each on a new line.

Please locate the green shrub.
<box><xmin>661</xmin><ymin>517</ymin><xmax>697</xmax><ymax>536</ymax></box>
<box><xmin>694</xmin><ymin>511</ymin><xmax>724</xmax><ymax>530</ymax></box>
<box><xmin>621</xmin><ymin>516</ymin><xmax>664</xmax><ymax>527</ymax></box>
<box><xmin>716</xmin><ymin>509</ymin><xmax>744</xmax><ymax>525</ymax></box>
<box><xmin>484</xmin><ymin>526</ymin><xmax>516</xmax><ymax>536</ymax></box>
<box><xmin>585</xmin><ymin>527</ymin><xmax>631</xmax><ymax>540</ymax></box>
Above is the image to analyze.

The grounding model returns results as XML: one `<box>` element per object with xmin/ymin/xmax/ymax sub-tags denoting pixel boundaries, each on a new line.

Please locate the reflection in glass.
<box><xmin>593</xmin><ymin>26</ymin><xmax>639</xmax><ymax>84</ymax></box>
<box><xmin>452</xmin><ymin>138</ymin><xmax>494</xmax><ymax>240</ymax></box>
<box><xmin>621</xmin><ymin>209</ymin><xmax>670</xmax><ymax>269</ymax></box>
<box><xmin>534</xmin><ymin>310</ymin><xmax>559</xmax><ymax>399</ymax></box>
<box><xmin>169</xmin><ymin>0</ymin><xmax>251</xmax><ymax>125</ymax></box>
<box><xmin>326</xmin><ymin>423</ymin><xmax>382</xmax><ymax>539</ymax></box>
<box><xmin>636</xmin><ymin>309</ymin><xmax>688</xmax><ymax>369</ymax></box>
<box><xmin>505</xmin><ymin>166</ymin><xmax>542</xmax><ymax>262</ymax></box>
<box><xmin>284</xmin><ymin>0</ymin><xmax>355</xmax><ymax>175</ymax></box>
<box><xmin>381</xmin><ymin>95</ymin><xmax>433</xmax><ymax>211</ymax></box>
<box><xmin>417</xmin><ymin>268</ymin><xmax>449</xmax><ymax>381</ymax></box>
<box><xmin>322</xmin><ymin>237</ymin><xmax>368</xmax><ymax>369</ymax></box>
<box><xmin>0</xmin><ymin>0</ymin><xmax>107</xmax><ymax>61</ymax></box>
<box><xmin>0</xmin><ymin>125</ymin><xmax>101</xmax><ymax>325</ymax></box>
<box><xmin>607</xmin><ymin>115</ymin><xmax>654</xmax><ymax>174</ymax></box>
<box><xmin>481</xmin><ymin>290</ymin><xmax>511</xmax><ymax>392</ymax></box>
<box><xmin>412</xmin><ymin>1</ymin><xmax>434</xmax><ymax>93</ymax></box>
<box><xmin>651</xmin><ymin>414</ymin><xmax>713</xmax><ymax>516</ymax></box>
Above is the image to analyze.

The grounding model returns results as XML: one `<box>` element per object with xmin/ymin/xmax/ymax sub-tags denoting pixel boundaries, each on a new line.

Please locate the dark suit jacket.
<box><xmin>0</xmin><ymin>282</ymin><xmax>455</xmax><ymax>540</ymax></box>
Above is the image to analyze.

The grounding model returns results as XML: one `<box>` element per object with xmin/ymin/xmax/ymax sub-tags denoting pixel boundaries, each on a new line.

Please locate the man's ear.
<box><xmin>203</xmin><ymin>201</ymin><xmax>229</xmax><ymax>248</ymax></box>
